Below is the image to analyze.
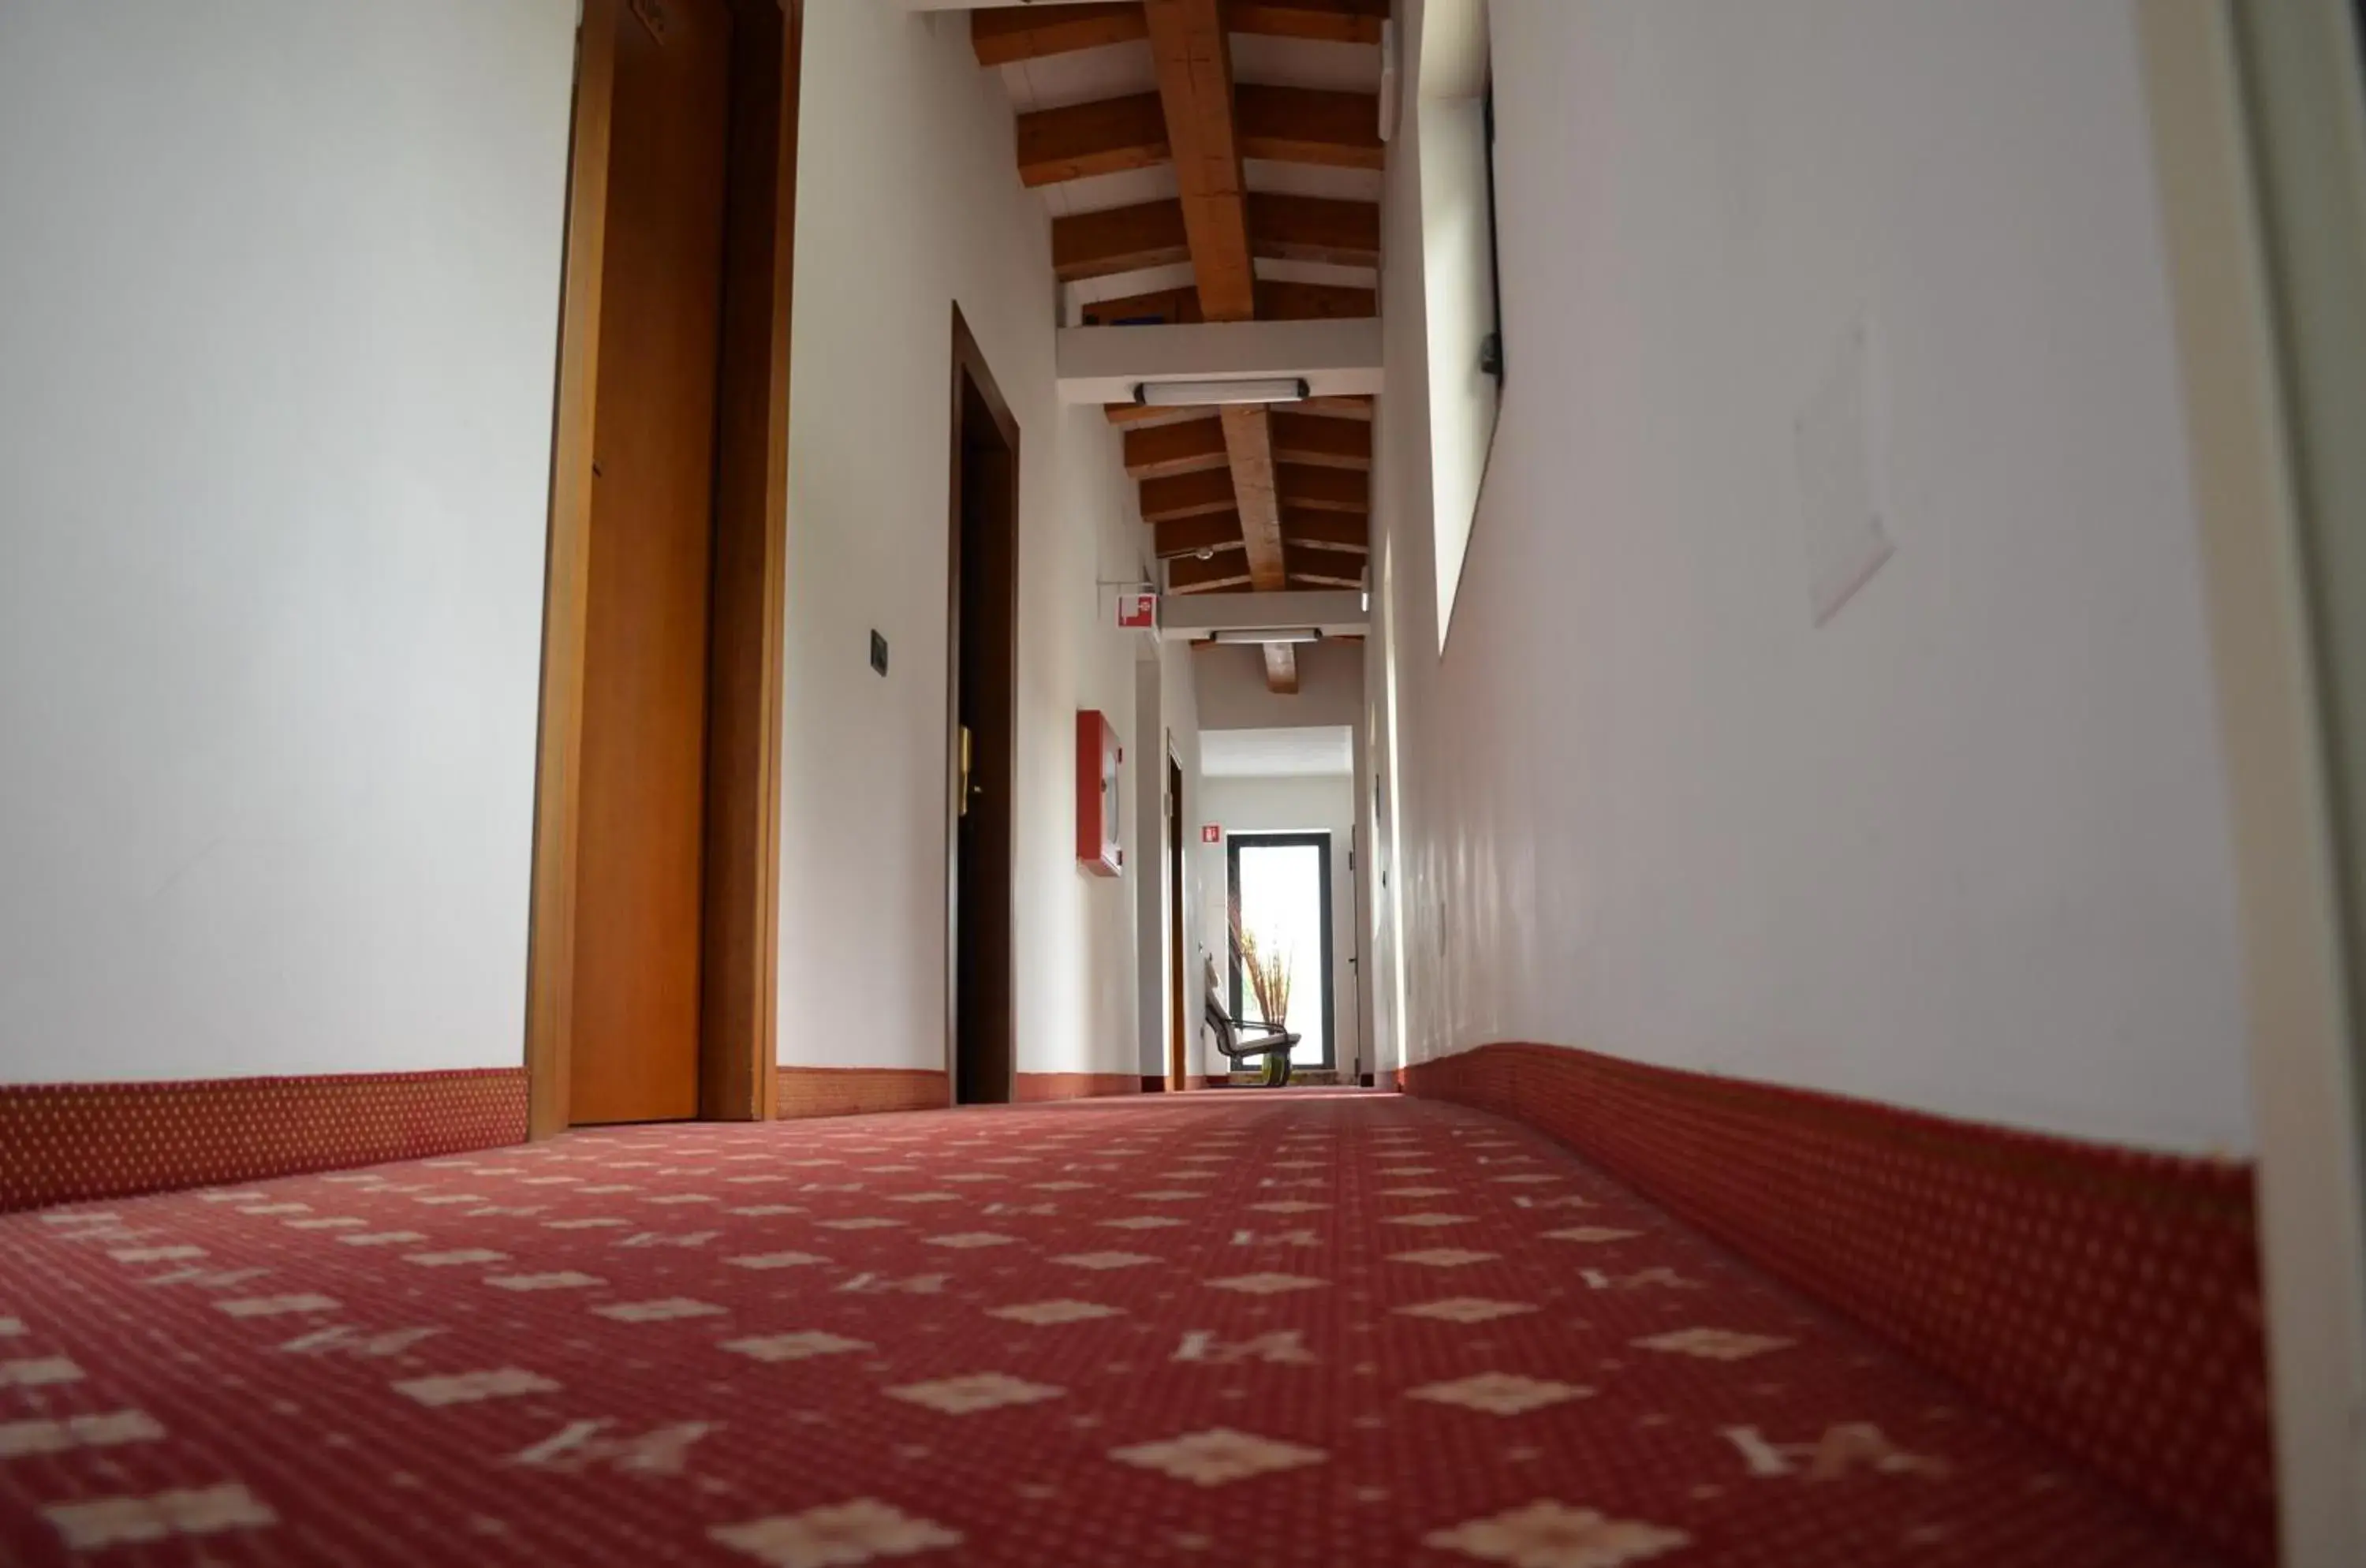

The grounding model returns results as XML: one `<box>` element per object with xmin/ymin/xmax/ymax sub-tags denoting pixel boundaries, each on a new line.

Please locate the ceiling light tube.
<box><xmin>1210</xmin><ymin>628</ymin><xmax>1322</xmax><ymax>645</ymax></box>
<box><xmin>1135</xmin><ymin>377</ymin><xmax>1310</xmax><ymax>408</ymax></box>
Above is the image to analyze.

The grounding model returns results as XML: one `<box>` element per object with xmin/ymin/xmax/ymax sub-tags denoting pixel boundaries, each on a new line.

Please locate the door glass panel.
<box><xmin>1233</xmin><ymin>838</ymin><xmax>1330</xmax><ymax>1068</ymax></box>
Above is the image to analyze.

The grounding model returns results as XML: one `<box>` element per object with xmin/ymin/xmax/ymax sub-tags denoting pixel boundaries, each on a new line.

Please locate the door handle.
<box><xmin>959</xmin><ymin>726</ymin><xmax>975</xmax><ymax>818</ymax></box>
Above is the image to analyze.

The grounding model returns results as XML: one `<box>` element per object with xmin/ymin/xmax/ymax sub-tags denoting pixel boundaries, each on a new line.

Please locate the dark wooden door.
<box><xmin>571</xmin><ymin>0</ymin><xmax>734</xmax><ymax>1125</ymax></box>
<box><xmin>950</xmin><ymin>322</ymin><xmax>1019</xmax><ymax>1107</ymax></box>
<box><xmin>1167</xmin><ymin>755</ymin><xmax>1187</xmax><ymax>1086</ymax></box>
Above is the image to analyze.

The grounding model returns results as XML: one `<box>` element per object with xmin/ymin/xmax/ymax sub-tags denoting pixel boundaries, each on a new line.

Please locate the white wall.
<box><xmin>0</xmin><ymin>1</ymin><xmax>577</xmax><ymax>1082</ymax></box>
<box><xmin>1200</xmin><ymin>775</ymin><xmax>1364</xmax><ymax>1077</ymax></box>
<box><xmin>779</xmin><ymin>3</ymin><xmax>1147</xmax><ymax>1081</ymax></box>
<box><xmin>1371</xmin><ymin>0</ymin><xmax>2253</xmax><ymax>1155</ymax></box>
<box><xmin>1196</xmin><ymin>640</ymin><xmax>1364</xmax><ymax>730</ymax></box>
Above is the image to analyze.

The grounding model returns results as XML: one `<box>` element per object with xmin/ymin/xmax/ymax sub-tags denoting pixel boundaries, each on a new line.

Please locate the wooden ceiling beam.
<box><xmin>1294</xmin><ymin>394</ymin><xmax>1375</xmax><ymax>421</ymax></box>
<box><xmin>1220</xmin><ymin>405</ymin><xmax>1289</xmax><ymax>589</ymax></box>
<box><xmin>1082</xmin><ymin>286</ymin><xmax>1204</xmax><ymax>327</ymax></box>
<box><xmin>1271</xmin><ymin>409</ymin><xmax>1371</xmax><ymax>469</ymax></box>
<box><xmin>1278</xmin><ymin>462</ymin><xmax>1368</xmax><ymax>513</ymax></box>
<box><xmin>972</xmin><ymin>4</ymin><xmax>1147</xmax><ymax>66</ymax></box>
<box><xmin>1125</xmin><ymin>416</ymin><xmax>1230</xmax><ymax>480</ymax></box>
<box><xmin>1228</xmin><ymin>0</ymin><xmax>1388</xmax><ymax>47</ymax></box>
<box><xmin>1144</xmin><ymin>0</ymin><xmax>1290</xmax><ymax>685</ymax></box>
<box><xmin>1020</xmin><ymin>85</ymin><xmax>1378</xmax><ymax>189</ymax></box>
<box><xmin>1154</xmin><ymin>513</ymin><xmax>1249</xmax><ymax>558</ymax></box>
<box><xmin>1248</xmin><ymin>192</ymin><xmax>1382</xmax><ymax>267</ymax></box>
<box><xmin>1146</xmin><ymin>0</ymin><xmax>1256</xmax><ymax>323</ymax></box>
<box><xmin>971</xmin><ymin>1</ymin><xmax>1386</xmax><ymax>66</ymax></box>
<box><xmin>1237</xmin><ymin>84</ymin><xmax>1384</xmax><ymax>170</ymax></box>
<box><xmin>1262</xmin><ymin>642</ymin><xmax>1301</xmax><ymax>693</ymax></box>
<box><xmin>1083</xmin><ymin>278</ymin><xmax>1372</xmax><ymax>327</ymax></box>
<box><xmin>1281</xmin><ymin>508</ymin><xmax>1368</xmax><ymax>553</ymax></box>
<box><xmin>1170</xmin><ymin>552</ymin><xmax>1256</xmax><ymax>594</ymax></box>
<box><xmin>1139</xmin><ymin>465</ymin><xmax>1240</xmax><ymax>522</ymax></box>
<box><xmin>1016</xmin><ymin>92</ymin><xmax>1169</xmax><ymax>187</ymax></box>
<box><xmin>1052</xmin><ymin>200</ymin><xmax>1191</xmax><ymax>281</ymax></box>
<box><xmin>1255</xmin><ymin>279</ymin><xmax>1377</xmax><ymax>321</ymax></box>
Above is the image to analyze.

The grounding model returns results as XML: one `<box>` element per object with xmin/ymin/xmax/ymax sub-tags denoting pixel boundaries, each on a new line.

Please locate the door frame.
<box><xmin>945</xmin><ymin>305</ymin><xmax>1022</xmax><ymax>1104</ymax></box>
<box><xmin>523</xmin><ymin>0</ymin><xmax>802</xmax><ymax>1139</ymax></box>
<box><xmin>1166</xmin><ymin>749</ymin><xmax>1189</xmax><ymax>1088</ymax></box>
<box><xmin>1226</xmin><ymin>830</ymin><xmax>1337</xmax><ymax>1071</ymax></box>
<box><xmin>2138</xmin><ymin>1</ymin><xmax>2366</xmax><ymax>1554</ymax></box>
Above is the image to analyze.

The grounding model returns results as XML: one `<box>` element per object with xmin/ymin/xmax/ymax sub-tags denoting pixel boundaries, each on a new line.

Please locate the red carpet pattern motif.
<box><xmin>0</xmin><ymin>1092</ymin><xmax>2223</xmax><ymax>1566</ymax></box>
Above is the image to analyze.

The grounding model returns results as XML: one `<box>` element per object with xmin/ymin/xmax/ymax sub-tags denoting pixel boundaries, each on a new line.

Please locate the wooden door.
<box><xmin>948</xmin><ymin>317</ymin><xmax>1020</xmax><ymax>1107</ymax></box>
<box><xmin>1167</xmin><ymin>754</ymin><xmax>1187</xmax><ymax>1086</ymax></box>
<box><xmin>571</xmin><ymin>0</ymin><xmax>734</xmax><ymax>1125</ymax></box>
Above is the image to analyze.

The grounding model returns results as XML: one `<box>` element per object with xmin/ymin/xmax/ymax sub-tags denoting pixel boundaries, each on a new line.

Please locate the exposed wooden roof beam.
<box><xmin>1282</xmin><ymin>509</ymin><xmax>1368</xmax><ymax>553</ymax></box>
<box><xmin>1055</xmin><ymin>196</ymin><xmax>1380</xmax><ymax>285</ymax></box>
<box><xmin>1253</xmin><ymin>279</ymin><xmax>1377</xmax><ymax>321</ymax></box>
<box><xmin>1155</xmin><ymin>513</ymin><xmax>1249</xmax><ymax>558</ymax></box>
<box><xmin>1271</xmin><ymin>409</ymin><xmax>1371</xmax><ymax>469</ymax></box>
<box><xmin>1082</xmin><ymin>286</ymin><xmax>1206</xmax><ymax>327</ymax></box>
<box><xmin>972</xmin><ymin>2</ymin><xmax>1386</xmax><ymax>66</ymax></box>
<box><xmin>1017</xmin><ymin>93</ymin><xmax>1168</xmax><ymax>187</ymax></box>
<box><xmin>1249</xmin><ymin>192</ymin><xmax>1381</xmax><ymax>267</ymax></box>
<box><xmin>1124</xmin><ymin>416</ymin><xmax>1230</xmax><ymax>480</ymax></box>
<box><xmin>1170</xmin><ymin>552</ymin><xmax>1256</xmax><ymax>594</ymax></box>
<box><xmin>1139</xmin><ymin>465</ymin><xmax>1240</xmax><ymax>521</ymax></box>
<box><xmin>1220</xmin><ymin>405</ymin><xmax>1289</xmax><ymax>589</ymax></box>
<box><xmin>1278</xmin><ymin>462</ymin><xmax>1368</xmax><ymax>513</ymax></box>
<box><xmin>1146</xmin><ymin>0</ymin><xmax>1256</xmax><ymax>323</ymax></box>
<box><xmin>1262</xmin><ymin>643</ymin><xmax>1301</xmax><ymax>693</ymax></box>
<box><xmin>1229</xmin><ymin>0</ymin><xmax>1388</xmax><ymax>46</ymax></box>
<box><xmin>1237</xmin><ymin>85</ymin><xmax>1384</xmax><ymax>170</ymax></box>
<box><xmin>972</xmin><ymin>4</ymin><xmax>1146</xmax><ymax>67</ymax></box>
<box><xmin>1081</xmin><ymin>278</ymin><xmax>1374</xmax><ymax>327</ymax></box>
<box><xmin>1052</xmin><ymin>200</ymin><xmax>1191</xmax><ymax>281</ymax></box>
<box><xmin>1288</xmin><ymin>568</ymin><xmax>1366</xmax><ymax>591</ymax></box>
<box><xmin>1019</xmin><ymin>85</ymin><xmax>1378</xmax><ymax>187</ymax></box>
<box><xmin>1144</xmin><ymin>0</ymin><xmax>1295</xmax><ymax>692</ymax></box>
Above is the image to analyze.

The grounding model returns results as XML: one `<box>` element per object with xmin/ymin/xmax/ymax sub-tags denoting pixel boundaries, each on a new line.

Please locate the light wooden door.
<box><xmin>571</xmin><ymin>0</ymin><xmax>733</xmax><ymax>1125</ymax></box>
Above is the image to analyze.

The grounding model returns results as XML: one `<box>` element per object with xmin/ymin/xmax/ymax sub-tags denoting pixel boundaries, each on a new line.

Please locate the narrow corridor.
<box><xmin>0</xmin><ymin>1093</ymin><xmax>2211</xmax><ymax>1566</ymax></box>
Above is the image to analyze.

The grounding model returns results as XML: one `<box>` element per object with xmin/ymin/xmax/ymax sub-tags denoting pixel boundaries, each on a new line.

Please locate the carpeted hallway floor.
<box><xmin>0</xmin><ymin>1090</ymin><xmax>2219</xmax><ymax>1566</ymax></box>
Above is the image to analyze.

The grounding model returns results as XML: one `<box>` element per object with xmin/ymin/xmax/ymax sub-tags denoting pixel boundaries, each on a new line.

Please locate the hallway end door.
<box><xmin>1226</xmin><ymin>832</ymin><xmax>1336</xmax><ymax>1072</ymax></box>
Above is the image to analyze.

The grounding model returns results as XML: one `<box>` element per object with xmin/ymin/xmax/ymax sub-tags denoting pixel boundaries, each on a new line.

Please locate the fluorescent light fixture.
<box><xmin>1211</xmin><ymin>628</ymin><xmax>1322</xmax><ymax>645</ymax></box>
<box><xmin>1135</xmin><ymin>377</ymin><xmax>1310</xmax><ymax>408</ymax></box>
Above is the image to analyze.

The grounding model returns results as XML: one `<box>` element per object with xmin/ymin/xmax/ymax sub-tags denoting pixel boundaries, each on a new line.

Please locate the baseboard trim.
<box><xmin>1016</xmin><ymin>1072</ymin><xmax>1144</xmax><ymax>1103</ymax></box>
<box><xmin>0</xmin><ymin>1069</ymin><xmax>528</xmax><ymax>1214</ymax></box>
<box><xmin>1402</xmin><ymin>1041</ymin><xmax>2272</xmax><ymax>1566</ymax></box>
<box><xmin>1147</xmin><ymin>1074</ymin><xmax>1215</xmax><ymax>1092</ymax></box>
<box><xmin>776</xmin><ymin>1067</ymin><xmax>948</xmax><ymax>1119</ymax></box>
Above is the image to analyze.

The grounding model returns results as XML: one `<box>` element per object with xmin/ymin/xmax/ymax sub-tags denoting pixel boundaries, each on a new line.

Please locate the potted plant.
<box><xmin>1229</xmin><ymin>897</ymin><xmax>1295</xmax><ymax>1087</ymax></box>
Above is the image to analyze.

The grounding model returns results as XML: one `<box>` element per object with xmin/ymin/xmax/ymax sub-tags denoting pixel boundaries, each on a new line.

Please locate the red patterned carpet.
<box><xmin>0</xmin><ymin>1090</ymin><xmax>2223</xmax><ymax>1566</ymax></box>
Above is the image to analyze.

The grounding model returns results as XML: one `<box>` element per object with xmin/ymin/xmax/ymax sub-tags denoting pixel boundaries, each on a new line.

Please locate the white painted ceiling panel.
<box><xmin>1202</xmin><ymin>725</ymin><xmax>1357</xmax><ymax>778</ymax></box>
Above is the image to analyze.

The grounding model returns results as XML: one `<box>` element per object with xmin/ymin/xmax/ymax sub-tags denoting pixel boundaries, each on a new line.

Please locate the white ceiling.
<box><xmin>1201</xmin><ymin>725</ymin><xmax>1355</xmax><ymax>778</ymax></box>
